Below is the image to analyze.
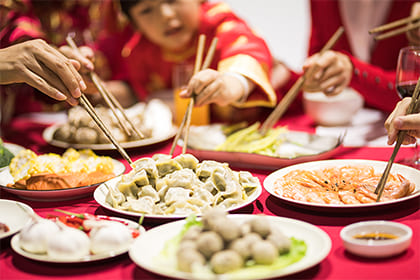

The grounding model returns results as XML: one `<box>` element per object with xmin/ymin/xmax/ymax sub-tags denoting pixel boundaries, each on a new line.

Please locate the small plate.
<box><xmin>94</xmin><ymin>176</ymin><xmax>262</xmax><ymax>219</ymax></box>
<box><xmin>10</xmin><ymin>216</ymin><xmax>145</xmax><ymax>263</ymax></box>
<box><xmin>0</xmin><ymin>159</ymin><xmax>125</xmax><ymax>201</ymax></box>
<box><xmin>129</xmin><ymin>214</ymin><xmax>331</xmax><ymax>280</ymax></box>
<box><xmin>264</xmin><ymin>159</ymin><xmax>420</xmax><ymax>212</ymax></box>
<box><xmin>340</xmin><ymin>220</ymin><xmax>412</xmax><ymax>258</ymax></box>
<box><xmin>0</xmin><ymin>199</ymin><xmax>33</xmax><ymax>239</ymax></box>
<box><xmin>181</xmin><ymin>125</ymin><xmax>342</xmax><ymax>170</ymax></box>
<box><xmin>43</xmin><ymin>124</ymin><xmax>177</xmax><ymax>151</ymax></box>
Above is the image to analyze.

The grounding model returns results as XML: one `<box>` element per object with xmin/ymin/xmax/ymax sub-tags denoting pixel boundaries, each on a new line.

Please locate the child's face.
<box><xmin>129</xmin><ymin>0</ymin><xmax>202</xmax><ymax>52</ymax></box>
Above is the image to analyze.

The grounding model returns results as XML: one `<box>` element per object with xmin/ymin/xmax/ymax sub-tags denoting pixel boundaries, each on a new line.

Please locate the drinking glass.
<box><xmin>172</xmin><ymin>63</ymin><xmax>210</xmax><ymax>126</ymax></box>
<box><xmin>395</xmin><ymin>46</ymin><xmax>420</xmax><ymax>168</ymax></box>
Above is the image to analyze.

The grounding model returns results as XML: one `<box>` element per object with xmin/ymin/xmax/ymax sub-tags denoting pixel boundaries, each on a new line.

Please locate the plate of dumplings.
<box><xmin>94</xmin><ymin>153</ymin><xmax>262</xmax><ymax>219</ymax></box>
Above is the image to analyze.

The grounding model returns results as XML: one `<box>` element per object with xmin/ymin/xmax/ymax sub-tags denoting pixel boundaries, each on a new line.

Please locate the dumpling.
<box><xmin>164</xmin><ymin>187</ymin><xmax>192</xmax><ymax>205</ymax></box>
<box><xmin>89</xmin><ymin>221</ymin><xmax>133</xmax><ymax>254</ymax></box>
<box><xmin>164</xmin><ymin>201</ymin><xmax>201</xmax><ymax>215</ymax></box>
<box><xmin>117</xmin><ymin>174</ymin><xmax>140</xmax><ymax>199</ymax></box>
<box><xmin>196</xmin><ymin>160</ymin><xmax>229</xmax><ymax>180</ymax></box>
<box><xmin>132</xmin><ymin>158</ymin><xmax>158</xmax><ymax>180</ymax></box>
<box><xmin>105</xmin><ymin>186</ymin><xmax>126</xmax><ymax>207</ymax></box>
<box><xmin>152</xmin><ymin>153</ymin><xmax>172</xmax><ymax>162</ymax></box>
<box><xmin>47</xmin><ymin>226</ymin><xmax>90</xmax><ymax>260</ymax></box>
<box><xmin>191</xmin><ymin>188</ymin><xmax>214</xmax><ymax>204</ymax></box>
<box><xmin>20</xmin><ymin>219</ymin><xmax>60</xmax><ymax>254</ymax></box>
<box><xmin>165</xmin><ymin>169</ymin><xmax>203</xmax><ymax>190</ymax></box>
<box><xmin>126</xmin><ymin>196</ymin><xmax>155</xmax><ymax>214</ymax></box>
<box><xmin>238</xmin><ymin>171</ymin><xmax>260</xmax><ymax>195</ymax></box>
<box><xmin>174</xmin><ymin>154</ymin><xmax>199</xmax><ymax>171</ymax></box>
<box><xmin>137</xmin><ymin>184</ymin><xmax>160</xmax><ymax>203</ymax></box>
<box><xmin>155</xmin><ymin>158</ymin><xmax>182</xmax><ymax>177</ymax></box>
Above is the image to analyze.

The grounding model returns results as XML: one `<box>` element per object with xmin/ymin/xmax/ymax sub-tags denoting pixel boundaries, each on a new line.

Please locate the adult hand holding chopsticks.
<box><xmin>302</xmin><ymin>50</ymin><xmax>353</xmax><ymax>96</ymax></box>
<box><xmin>385</xmin><ymin>97</ymin><xmax>420</xmax><ymax>145</ymax></box>
<box><xmin>0</xmin><ymin>39</ymin><xmax>86</xmax><ymax>106</ymax></box>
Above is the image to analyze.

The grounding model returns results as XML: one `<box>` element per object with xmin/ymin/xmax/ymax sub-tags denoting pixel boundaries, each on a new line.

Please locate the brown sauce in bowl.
<box><xmin>353</xmin><ymin>232</ymin><xmax>398</xmax><ymax>240</ymax></box>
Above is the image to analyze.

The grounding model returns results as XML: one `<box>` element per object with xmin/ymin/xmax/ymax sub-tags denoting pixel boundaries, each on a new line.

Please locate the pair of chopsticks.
<box><xmin>65</xmin><ymin>36</ymin><xmax>133</xmax><ymax>165</ymax></box>
<box><xmin>66</xmin><ymin>36</ymin><xmax>144</xmax><ymax>140</ymax></box>
<box><xmin>169</xmin><ymin>35</ymin><xmax>218</xmax><ymax>156</ymax></box>
<box><xmin>259</xmin><ymin>26</ymin><xmax>345</xmax><ymax>135</ymax></box>
<box><xmin>375</xmin><ymin>76</ymin><xmax>420</xmax><ymax>202</ymax></box>
<box><xmin>369</xmin><ymin>15</ymin><xmax>420</xmax><ymax>41</ymax></box>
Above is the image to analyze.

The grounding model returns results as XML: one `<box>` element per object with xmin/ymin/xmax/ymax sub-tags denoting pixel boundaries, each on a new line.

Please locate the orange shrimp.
<box><xmin>273</xmin><ymin>165</ymin><xmax>416</xmax><ymax>205</ymax></box>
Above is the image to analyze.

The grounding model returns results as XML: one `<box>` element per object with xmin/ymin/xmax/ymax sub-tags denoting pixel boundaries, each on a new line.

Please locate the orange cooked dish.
<box><xmin>7</xmin><ymin>148</ymin><xmax>116</xmax><ymax>191</ymax></box>
<box><xmin>273</xmin><ymin>165</ymin><xmax>415</xmax><ymax>204</ymax></box>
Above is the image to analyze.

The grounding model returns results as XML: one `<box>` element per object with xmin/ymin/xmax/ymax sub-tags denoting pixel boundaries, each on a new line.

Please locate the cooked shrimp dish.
<box><xmin>273</xmin><ymin>165</ymin><xmax>415</xmax><ymax>204</ymax></box>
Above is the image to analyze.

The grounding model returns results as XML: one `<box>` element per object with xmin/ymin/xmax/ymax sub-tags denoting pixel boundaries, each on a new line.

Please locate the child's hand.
<box><xmin>385</xmin><ymin>97</ymin><xmax>420</xmax><ymax>145</ymax></box>
<box><xmin>180</xmin><ymin>69</ymin><xmax>250</xmax><ymax>106</ymax></box>
<box><xmin>302</xmin><ymin>50</ymin><xmax>353</xmax><ymax>96</ymax></box>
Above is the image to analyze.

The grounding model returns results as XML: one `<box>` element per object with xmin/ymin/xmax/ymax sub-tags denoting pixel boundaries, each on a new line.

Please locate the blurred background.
<box><xmin>217</xmin><ymin>0</ymin><xmax>310</xmax><ymax>72</ymax></box>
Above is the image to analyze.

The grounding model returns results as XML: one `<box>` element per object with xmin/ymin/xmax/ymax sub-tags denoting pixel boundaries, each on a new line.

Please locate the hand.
<box><xmin>179</xmin><ymin>69</ymin><xmax>250</xmax><ymax>106</ymax></box>
<box><xmin>0</xmin><ymin>39</ymin><xmax>86</xmax><ymax>105</ymax></box>
<box><xmin>59</xmin><ymin>45</ymin><xmax>99</xmax><ymax>94</ymax></box>
<box><xmin>407</xmin><ymin>2</ymin><xmax>420</xmax><ymax>46</ymax></box>
<box><xmin>385</xmin><ymin>97</ymin><xmax>420</xmax><ymax>145</ymax></box>
<box><xmin>302</xmin><ymin>50</ymin><xmax>353</xmax><ymax>96</ymax></box>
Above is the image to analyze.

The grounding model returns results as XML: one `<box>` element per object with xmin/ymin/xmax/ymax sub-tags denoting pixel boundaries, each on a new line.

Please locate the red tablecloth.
<box><xmin>1</xmin><ymin>114</ymin><xmax>419</xmax><ymax>280</ymax></box>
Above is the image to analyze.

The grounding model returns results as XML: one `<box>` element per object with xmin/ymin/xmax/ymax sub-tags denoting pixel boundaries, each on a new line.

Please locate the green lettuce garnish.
<box><xmin>0</xmin><ymin>139</ymin><xmax>14</xmax><ymax>168</ymax></box>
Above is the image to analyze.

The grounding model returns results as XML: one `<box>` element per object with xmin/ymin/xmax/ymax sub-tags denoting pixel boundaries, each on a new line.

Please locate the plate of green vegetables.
<box><xmin>180</xmin><ymin>123</ymin><xmax>343</xmax><ymax>170</ymax></box>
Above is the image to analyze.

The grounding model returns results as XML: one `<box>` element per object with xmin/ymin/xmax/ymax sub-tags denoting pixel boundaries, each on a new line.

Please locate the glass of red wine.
<box><xmin>396</xmin><ymin>46</ymin><xmax>420</xmax><ymax>168</ymax></box>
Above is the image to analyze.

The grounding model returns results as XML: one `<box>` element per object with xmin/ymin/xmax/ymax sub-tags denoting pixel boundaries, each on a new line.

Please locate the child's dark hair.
<box><xmin>120</xmin><ymin>0</ymin><xmax>142</xmax><ymax>18</ymax></box>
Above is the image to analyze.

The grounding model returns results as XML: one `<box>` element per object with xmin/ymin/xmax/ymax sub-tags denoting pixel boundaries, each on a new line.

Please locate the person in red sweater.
<box><xmin>302</xmin><ymin>0</ymin><xmax>417</xmax><ymax>113</ymax></box>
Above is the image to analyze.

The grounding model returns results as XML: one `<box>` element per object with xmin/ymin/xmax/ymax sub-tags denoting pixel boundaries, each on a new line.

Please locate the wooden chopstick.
<box><xmin>79</xmin><ymin>94</ymin><xmax>133</xmax><ymax>165</ymax></box>
<box><xmin>90</xmin><ymin>72</ymin><xmax>144</xmax><ymax>139</ymax></box>
<box><xmin>374</xmin><ymin>76</ymin><xmax>420</xmax><ymax>202</ymax></box>
<box><xmin>169</xmin><ymin>34</ymin><xmax>206</xmax><ymax>156</ymax></box>
<box><xmin>66</xmin><ymin>36</ymin><xmax>143</xmax><ymax>139</ymax></box>
<box><xmin>369</xmin><ymin>15</ymin><xmax>420</xmax><ymax>33</ymax></box>
<box><xmin>369</xmin><ymin>15</ymin><xmax>420</xmax><ymax>41</ymax></box>
<box><xmin>373</xmin><ymin>21</ymin><xmax>420</xmax><ymax>41</ymax></box>
<box><xmin>259</xmin><ymin>26</ymin><xmax>345</xmax><ymax>135</ymax></box>
<box><xmin>182</xmin><ymin>37</ymin><xmax>218</xmax><ymax>154</ymax></box>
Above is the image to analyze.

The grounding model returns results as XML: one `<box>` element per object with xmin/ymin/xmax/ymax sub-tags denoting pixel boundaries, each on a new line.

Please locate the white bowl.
<box><xmin>340</xmin><ymin>220</ymin><xmax>412</xmax><ymax>258</ymax></box>
<box><xmin>303</xmin><ymin>88</ymin><xmax>364</xmax><ymax>126</ymax></box>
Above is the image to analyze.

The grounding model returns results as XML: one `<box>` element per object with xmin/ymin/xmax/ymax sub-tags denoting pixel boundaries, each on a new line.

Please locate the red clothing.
<box><xmin>0</xmin><ymin>0</ymin><xmax>118</xmax><ymax>120</ymax></box>
<box><xmin>309</xmin><ymin>0</ymin><xmax>415</xmax><ymax>112</ymax></box>
<box><xmin>96</xmin><ymin>2</ymin><xmax>276</xmax><ymax>112</ymax></box>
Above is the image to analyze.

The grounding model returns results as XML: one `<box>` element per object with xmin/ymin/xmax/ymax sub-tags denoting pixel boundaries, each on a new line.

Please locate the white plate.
<box><xmin>182</xmin><ymin>126</ymin><xmax>343</xmax><ymax>170</ymax></box>
<box><xmin>43</xmin><ymin>124</ymin><xmax>177</xmax><ymax>151</ymax></box>
<box><xmin>129</xmin><ymin>214</ymin><xmax>331</xmax><ymax>280</ymax></box>
<box><xmin>93</xmin><ymin>176</ymin><xmax>262</xmax><ymax>219</ymax></box>
<box><xmin>10</xmin><ymin>216</ymin><xmax>145</xmax><ymax>263</ymax></box>
<box><xmin>0</xmin><ymin>159</ymin><xmax>126</xmax><ymax>201</ymax></box>
<box><xmin>264</xmin><ymin>159</ymin><xmax>420</xmax><ymax>211</ymax></box>
<box><xmin>0</xmin><ymin>143</ymin><xmax>25</xmax><ymax>172</ymax></box>
<box><xmin>0</xmin><ymin>199</ymin><xmax>33</xmax><ymax>239</ymax></box>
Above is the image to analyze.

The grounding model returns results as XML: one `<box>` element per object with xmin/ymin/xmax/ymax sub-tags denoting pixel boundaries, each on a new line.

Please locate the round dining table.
<box><xmin>0</xmin><ymin>112</ymin><xmax>419</xmax><ymax>280</ymax></box>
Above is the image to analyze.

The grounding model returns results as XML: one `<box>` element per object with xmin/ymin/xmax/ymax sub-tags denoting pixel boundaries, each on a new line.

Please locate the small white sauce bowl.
<box><xmin>340</xmin><ymin>220</ymin><xmax>412</xmax><ymax>258</ymax></box>
<box><xmin>303</xmin><ymin>88</ymin><xmax>364</xmax><ymax>126</ymax></box>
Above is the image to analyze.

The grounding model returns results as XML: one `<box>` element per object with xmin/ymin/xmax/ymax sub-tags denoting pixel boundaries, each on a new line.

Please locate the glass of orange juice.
<box><xmin>172</xmin><ymin>63</ymin><xmax>210</xmax><ymax>126</ymax></box>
